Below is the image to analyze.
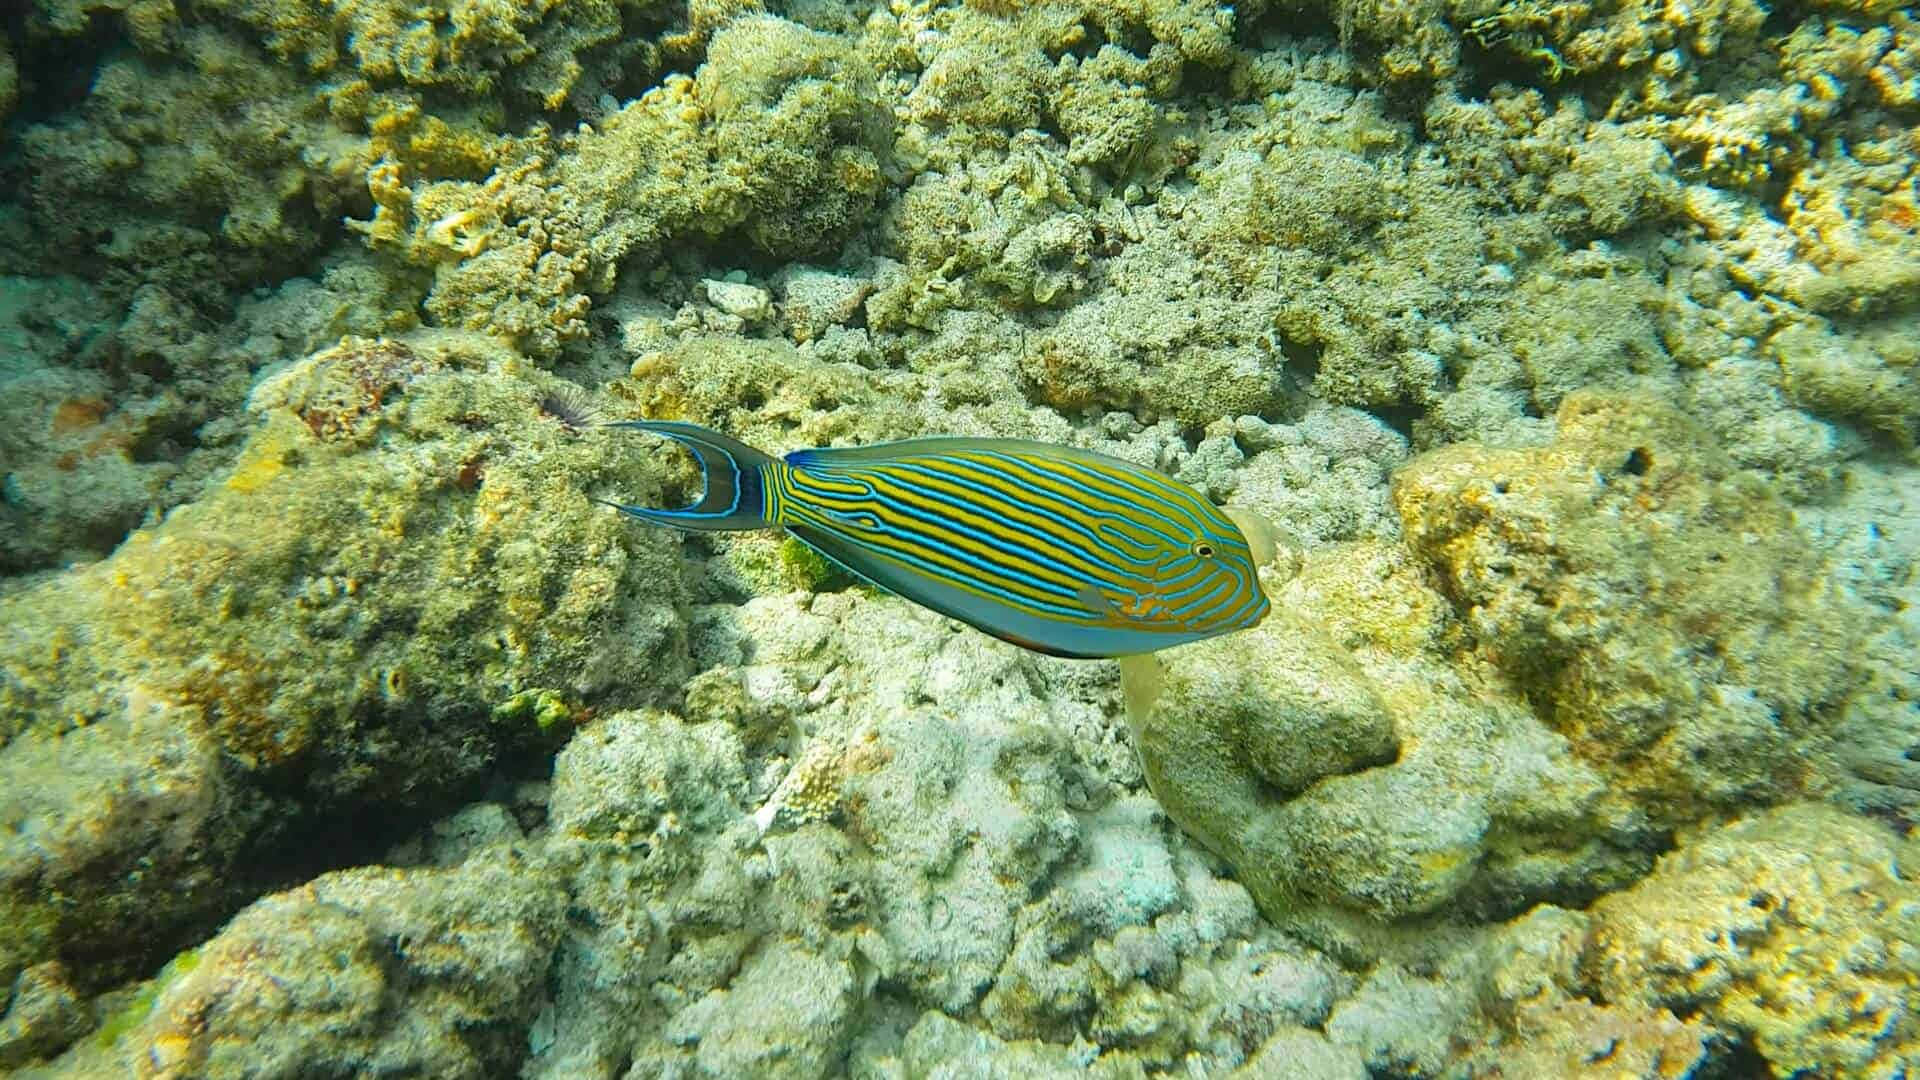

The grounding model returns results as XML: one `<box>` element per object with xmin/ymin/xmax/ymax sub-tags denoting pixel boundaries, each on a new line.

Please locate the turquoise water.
<box><xmin>1</xmin><ymin>2</ymin><xmax>1916</xmax><ymax>1075</ymax></box>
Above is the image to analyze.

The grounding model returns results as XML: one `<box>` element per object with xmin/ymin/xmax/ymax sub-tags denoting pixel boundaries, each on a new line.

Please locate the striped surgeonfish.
<box><xmin>600</xmin><ymin>421</ymin><xmax>1274</xmax><ymax>658</ymax></box>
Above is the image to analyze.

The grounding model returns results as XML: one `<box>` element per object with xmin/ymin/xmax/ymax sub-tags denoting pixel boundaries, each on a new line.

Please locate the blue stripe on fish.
<box><xmin>603</xmin><ymin>422</ymin><xmax>1270</xmax><ymax>658</ymax></box>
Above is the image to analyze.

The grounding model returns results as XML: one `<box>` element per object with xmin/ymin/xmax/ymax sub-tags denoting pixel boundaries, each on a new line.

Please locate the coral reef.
<box><xmin>407</xmin><ymin>15</ymin><xmax>893</xmax><ymax>356</ymax></box>
<box><xmin>3</xmin><ymin>0</ymin><xmax>1919</xmax><ymax>1070</ymax></box>
<box><xmin>0</xmin><ymin>39</ymin><xmax>15</xmax><ymax>127</ymax></box>
<box><xmin>1133</xmin><ymin>538</ymin><xmax>1648</xmax><ymax>937</ymax></box>
<box><xmin>1394</xmin><ymin>391</ymin><xmax>1870</xmax><ymax>827</ymax></box>
<box><xmin>69</xmin><ymin>846</ymin><xmax>563</xmax><ymax>1078</ymax></box>
<box><xmin>1228</xmin><ymin>405</ymin><xmax>1410</xmax><ymax>546</ymax></box>
<box><xmin>0</xmin><ymin>261</ymin><xmax>415</xmax><ymax>572</ymax></box>
<box><xmin>0</xmin><ymin>963</ymin><xmax>88</xmax><ymax>1070</ymax></box>
<box><xmin>20</xmin><ymin>28</ymin><xmax>373</xmax><ymax>288</ymax></box>
<box><xmin>194</xmin><ymin>0</ymin><xmax>665</xmax><ymax>108</ymax></box>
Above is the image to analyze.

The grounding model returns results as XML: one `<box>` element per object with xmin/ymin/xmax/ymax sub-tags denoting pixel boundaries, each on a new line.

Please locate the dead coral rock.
<box><xmin>774</xmin><ymin>265</ymin><xmax>875</xmax><ymax>344</ymax></box>
<box><xmin>1584</xmin><ymin>803</ymin><xmax>1920</xmax><ymax>1077</ymax></box>
<box><xmin>1486</xmin><ymin>998</ymin><xmax>1714</xmax><ymax>1078</ymax></box>
<box><xmin>1393</xmin><ymin>391</ymin><xmax>1868</xmax><ymax>826</ymax></box>
<box><xmin>417</xmin><ymin>15</ymin><xmax>892</xmax><ymax>356</ymax></box>
<box><xmin>21</xmin><ymin>28</ymin><xmax>366</xmax><ymax>280</ymax></box>
<box><xmin>1454</xmin><ymin>906</ymin><xmax>1716</xmax><ymax>1078</ymax></box>
<box><xmin>0</xmin><ymin>332</ymin><xmax>689</xmax><ymax>1003</ymax></box>
<box><xmin>0</xmin><ymin>700</ymin><xmax>238</xmax><ymax>996</ymax></box>
<box><xmin>115</xmin><ymin>850</ymin><xmax>563</xmax><ymax>1079</ymax></box>
<box><xmin>1138</xmin><ymin>609</ymin><xmax>1399</xmax><ymax>806</ymax></box>
<box><xmin>0</xmin><ymin>39</ymin><xmax>15</xmax><ymax>126</ymax></box>
<box><xmin>199</xmin><ymin>0</ymin><xmax>643</xmax><ymax>107</ymax></box>
<box><xmin>0</xmin><ymin>962</ymin><xmax>90</xmax><ymax>1069</ymax></box>
<box><xmin>1132</xmin><ymin>541</ymin><xmax>1645</xmax><ymax>927</ymax></box>
<box><xmin>618</xmin><ymin>334</ymin><xmax>920</xmax><ymax>450</ymax></box>
<box><xmin>665</xmin><ymin>939</ymin><xmax>861</xmax><ymax>1079</ymax></box>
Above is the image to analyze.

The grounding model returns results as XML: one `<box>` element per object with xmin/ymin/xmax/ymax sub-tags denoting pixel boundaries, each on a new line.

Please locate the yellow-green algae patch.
<box><xmin>93</xmin><ymin>948</ymin><xmax>200</xmax><ymax>1050</ymax></box>
<box><xmin>1586</xmin><ymin>803</ymin><xmax>1920</xmax><ymax>1075</ymax></box>
<box><xmin>494</xmin><ymin>689</ymin><xmax>577</xmax><ymax>734</ymax></box>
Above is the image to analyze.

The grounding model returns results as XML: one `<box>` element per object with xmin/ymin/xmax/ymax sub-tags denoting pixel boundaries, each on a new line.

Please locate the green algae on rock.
<box><xmin>1125</xmin><ymin>539</ymin><xmax>1647</xmax><ymax>938</ymax></box>
<box><xmin>20</xmin><ymin>28</ymin><xmax>374</xmax><ymax>286</ymax></box>
<box><xmin>194</xmin><ymin>0</ymin><xmax>667</xmax><ymax>107</ymax></box>
<box><xmin>0</xmin><ymin>262</ymin><xmax>420</xmax><ymax>575</ymax></box>
<box><xmin>72</xmin><ymin>848</ymin><xmax>562</xmax><ymax>1079</ymax></box>
<box><xmin>3</xmin><ymin>0</ymin><xmax>1919</xmax><ymax>1069</ymax></box>
<box><xmin>0</xmin><ymin>39</ymin><xmax>15</xmax><ymax>127</ymax></box>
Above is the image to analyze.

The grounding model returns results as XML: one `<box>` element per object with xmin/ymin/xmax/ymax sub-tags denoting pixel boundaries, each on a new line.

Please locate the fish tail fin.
<box><xmin>601</xmin><ymin>420</ymin><xmax>776</xmax><ymax>531</ymax></box>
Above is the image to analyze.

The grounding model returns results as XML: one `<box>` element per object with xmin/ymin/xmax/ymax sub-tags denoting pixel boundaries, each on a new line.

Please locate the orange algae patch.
<box><xmin>51</xmin><ymin>397</ymin><xmax>110</xmax><ymax>435</ymax></box>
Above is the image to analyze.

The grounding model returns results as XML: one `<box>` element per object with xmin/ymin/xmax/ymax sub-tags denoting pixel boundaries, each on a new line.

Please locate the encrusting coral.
<box><xmin>0</xmin><ymin>40</ymin><xmax>16</xmax><ymax>127</ymax></box>
<box><xmin>1132</xmin><ymin>538</ymin><xmax>1647</xmax><ymax>938</ymax></box>
<box><xmin>1585</xmin><ymin>803</ymin><xmax>1920</xmax><ymax>1076</ymax></box>
<box><xmin>0</xmin><ymin>260</ymin><xmax>419</xmax><ymax>574</ymax></box>
<box><xmin>18</xmin><ymin>26</ymin><xmax>394</xmax><ymax>292</ymax></box>
<box><xmin>71</xmin><ymin>848</ymin><xmax>564</xmax><ymax>1078</ymax></box>
<box><xmin>193</xmin><ymin>0</ymin><xmax>667</xmax><ymax>108</ymax></box>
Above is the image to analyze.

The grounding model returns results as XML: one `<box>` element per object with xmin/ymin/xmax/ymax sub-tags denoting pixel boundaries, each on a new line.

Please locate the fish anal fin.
<box><xmin>1118</xmin><ymin>653</ymin><xmax>1164</xmax><ymax>729</ymax></box>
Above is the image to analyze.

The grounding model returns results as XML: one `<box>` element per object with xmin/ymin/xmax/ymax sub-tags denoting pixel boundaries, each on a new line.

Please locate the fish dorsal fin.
<box><xmin>786</xmin><ymin>437</ymin><xmax>1137</xmax><ymax>471</ymax></box>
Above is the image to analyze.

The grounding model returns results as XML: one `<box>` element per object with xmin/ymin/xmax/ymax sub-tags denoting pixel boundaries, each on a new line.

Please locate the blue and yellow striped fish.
<box><xmin>601</xmin><ymin>421</ymin><xmax>1271</xmax><ymax>658</ymax></box>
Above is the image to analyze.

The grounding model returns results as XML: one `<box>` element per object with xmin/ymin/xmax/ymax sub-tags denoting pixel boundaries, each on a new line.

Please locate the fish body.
<box><xmin>602</xmin><ymin>421</ymin><xmax>1270</xmax><ymax>658</ymax></box>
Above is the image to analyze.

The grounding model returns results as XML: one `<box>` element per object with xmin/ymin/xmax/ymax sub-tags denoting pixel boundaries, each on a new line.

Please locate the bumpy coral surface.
<box><xmin>0</xmin><ymin>262</ymin><xmax>415</xmax><ymax>573</ymax></box>
<box><xmin>0</xmin><ymin>40</ymin><xmax>15</xmax><ymax>127</ymax></box>
<box><xmin>75</xmin><ymin>848</ymin><xmax>563</xmax><ymax>1078</ymax></box>
<box><xmin>21</xmin><ymin>29</ymin><xmax>371</xmax><ymax>284</ymax></box>
<box><xmin>1135</xmin><ymin>539</ymin><xmax>1651</xmax><ymax>939</ymax></box>
<box><xmin>409</xmin><ymin>15</ymin><xmax>893</xmax><ymax>356</ymax></box>
<box><xmin>0</xmin><ymin>332</ymin><xmax>687</xmax><ymax>995</ymax></box>
<box><xmin>1587</xmin><ymin>804</ymin><xmax>1920</xmax><ymax>1076</ymax></box>
<box><xmin>1394</xmin><ymin>391</ymin><xmax>1870</xmax><ymax>827</ymax></box>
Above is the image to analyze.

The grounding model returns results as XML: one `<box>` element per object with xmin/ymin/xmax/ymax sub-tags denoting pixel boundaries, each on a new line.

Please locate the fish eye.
<box><xmin>1191</xmin><ymin>541</ymin><xmax>1215</xmax><ymax>558</ymax></box>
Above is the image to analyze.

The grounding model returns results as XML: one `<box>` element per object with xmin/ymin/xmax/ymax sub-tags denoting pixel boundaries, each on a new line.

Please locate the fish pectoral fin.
<box><xmin>1076</xmin><ymin>583</ymin><xmax>1165</xmax><ymax>627</ymax></box>
<box><xmin>1075</xmin><ymin>582</ymin><xmax>1125</xmax><ymax>624</ymax></box>
<box><xmin>822</xmin><ymin>508</ymin><xmax>883</xmax><ymax>532</ymax></box>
